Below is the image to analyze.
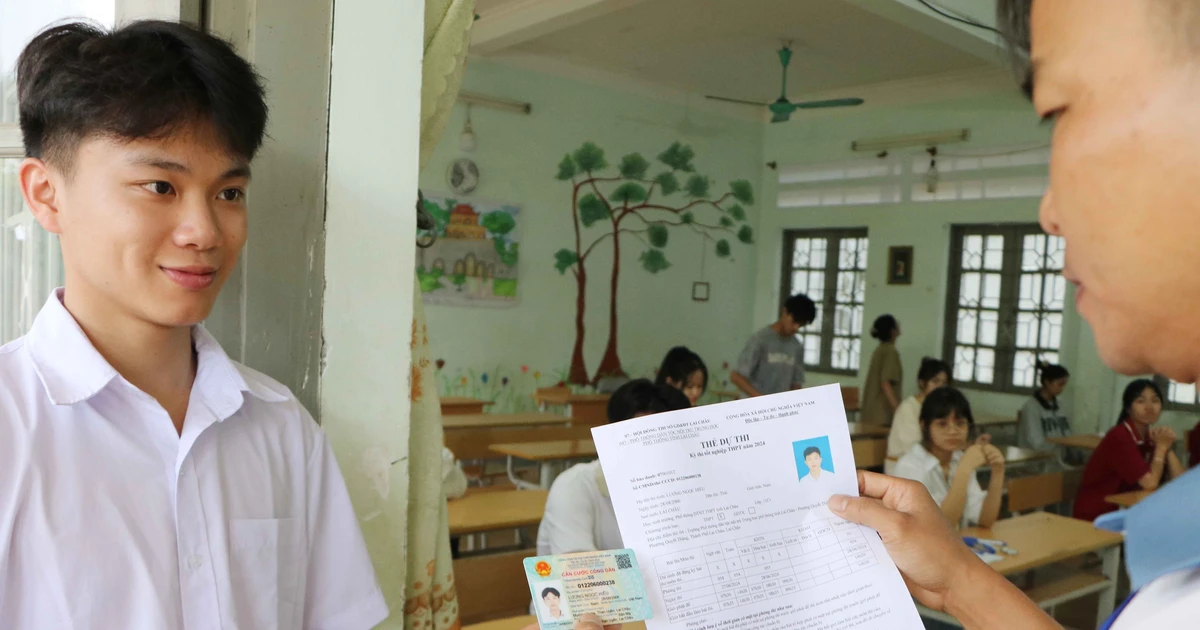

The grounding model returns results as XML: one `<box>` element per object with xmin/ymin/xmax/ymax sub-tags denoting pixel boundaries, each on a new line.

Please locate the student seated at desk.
<box><xmin>1017</xmin><ymin>362</ymin><xmax>1074</xmax><ymax>454</ymax></box>
<box><xmin>893</xmin><ymin>387</ymin><xmax>1005</xmax><ymax>528</ymax></box>
<box><xmin>1191</xmin><ymin>420</ymin><xmax>1200</xmax><ymax>469</ymax></box>
<box><xmin>885</xmin><ymin>357</ymin><xmax>950</xmax><ymax>475</ymax></box>
<box><xmin>536</xmin><ymin>381</ymin><xmax>690</xmax><ymax>556</ymax></box>
<box><xmin>1074</xmin><ymin>379</ymin><xmax>1186</xmax><ymax>522</ymax></box>
<box><xmin>654</xmin><ymin>346</ymin><xmax>708</xmax><ymax>405</ymax></box>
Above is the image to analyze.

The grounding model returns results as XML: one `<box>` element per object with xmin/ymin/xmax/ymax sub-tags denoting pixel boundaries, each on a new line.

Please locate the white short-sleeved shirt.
<box><xmin>536</xmin><ymin>460</ymin><xmax>622</xmax><ymax>556</ymax></box>
<box><xmin>799</xmin><ymin>469</ymin><xmax>838</xmax><ymax>496</ymax></box>
<box><xmin>0</xmin><ymin>290</ymin><xmax>388</xmax><ymax>630</ymax></box>
<box><xmin>885</xmin><ymin>396</ymin><xmax>923</xmax><ymax>475</ymax></box>
<box><xmin>893</xmin><ymin>443</ymin><xmax>986</xmax><ymax>528</ymax></box>
<box><xmin>1112</xmin><ymin>567</ymin><xmax>1200</xmax><ymax>628</ymax></box>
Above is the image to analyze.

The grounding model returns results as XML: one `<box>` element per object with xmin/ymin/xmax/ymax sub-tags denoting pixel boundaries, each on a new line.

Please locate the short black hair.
<box><xmin>541</xmin><ymin>587</ymin><xmax>560</xmax><ymax>599</ymax></box>
<box><xmin>1118</xmin><ymin>378</ymin><xmax>1164</xmax><ymax>423</ymax></box>
<box><xmin>870</xmin><ymin>314</ymin><xmax>899</xmax><ymax>341</ymax></box>
<box><xmin>17</xmin><ymin>20</ymin><xmax>268</xmax><ymax>170</ymax></box>
<box><xmin>916</xmin><ymin>357</ymin><xmax>951</xmax><ymax>387</ymax></box>
<box><xmin>654</xmin><ymin>346</ymin><xmax>708</xmax><ymax>396</ymax></box>
<box><xmin>803</xmin><ymin>446</ymin><xmax>821</xmax><ymax>458</ymax></box>
<box><xmin>607</xmin><ymin>379</ymin><xmax>690</xmax><ymax>423</ymax></box>
<box><xmin>1036</xmin><ymin>362</ymin><xmax>1070</xmax><ymax>385</ymax></box>
<box><xmin>918</xmin><ymin>386</ymin><xmax>976</xmax><ymax>444</ymax></box>
<box><xmin>783</xmin><ymin>294</ymin><xmax>816</xmax><ymax>325</ymax></box>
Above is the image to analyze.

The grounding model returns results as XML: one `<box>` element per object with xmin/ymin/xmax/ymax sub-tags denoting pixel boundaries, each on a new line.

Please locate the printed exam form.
<box><xmin>592</xmin><ymin>384</ymin><xmax>923</xmax><ymax>629</ymax></box>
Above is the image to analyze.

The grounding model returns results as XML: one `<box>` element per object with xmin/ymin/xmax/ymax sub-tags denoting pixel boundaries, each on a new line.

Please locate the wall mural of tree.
<box><xmin>553</xmin><ymin>141</ymin><xmax>755</xmax><ymax>385</ymax></box>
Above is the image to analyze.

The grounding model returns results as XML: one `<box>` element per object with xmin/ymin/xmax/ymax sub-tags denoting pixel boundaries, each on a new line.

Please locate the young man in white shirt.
<box><xmin>1</xmin><ymin>21</ymin><xmax>386</xmax><ymax>629</ymax></box>
<box><xmin>798</xmin><ymin>446</ymin><xmax>838</xmax><ymax>496</ymax></box>
<box><xmin>828</xmin><ymin>1</ymin><xmax>1200</xmax><ymax>628</ymax></box>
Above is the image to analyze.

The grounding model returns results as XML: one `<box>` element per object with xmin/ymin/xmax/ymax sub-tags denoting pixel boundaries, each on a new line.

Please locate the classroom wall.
<box><xmin>751</xmin><ymin>91</ymin><xmax>1197</xmax><ymax>438</ymax></box>
<box><xmin>420</xmin><ymin>60</ymin><xmax>764</xmax><ymax>411</ymax></box>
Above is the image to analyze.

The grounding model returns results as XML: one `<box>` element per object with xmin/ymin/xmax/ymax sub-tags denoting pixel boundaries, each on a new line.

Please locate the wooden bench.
<box><xmin>454</xmin><ymin>550</ymin><xmax>535</xmax><ymax>625</ymax></box>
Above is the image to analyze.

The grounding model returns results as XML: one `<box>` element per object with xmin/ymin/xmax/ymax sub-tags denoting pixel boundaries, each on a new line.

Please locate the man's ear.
<box><xmin>19</xmin><ymin>157</ymin><xmax>63</xmax><ymax>235</ymax></box>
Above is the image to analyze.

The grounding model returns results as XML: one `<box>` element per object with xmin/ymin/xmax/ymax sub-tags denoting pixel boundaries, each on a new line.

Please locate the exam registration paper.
<box><xmin>592</xmin><ymin>384</ymin><xmax>923</xmax><ymax>629</ymax></box>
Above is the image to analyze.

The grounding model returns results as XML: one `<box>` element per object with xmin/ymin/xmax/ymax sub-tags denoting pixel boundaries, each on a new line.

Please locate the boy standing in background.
<box><xmin>731</xmin><ymin>294</ymin><xmax>816</xmax><ymax>398</ymax></box>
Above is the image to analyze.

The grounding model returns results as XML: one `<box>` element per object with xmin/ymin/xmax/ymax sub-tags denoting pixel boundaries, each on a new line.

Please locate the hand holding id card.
<box><xmin>524</xmin><ymin>549</ymin><xmax>653</xmax><ymax>628</ymax></box>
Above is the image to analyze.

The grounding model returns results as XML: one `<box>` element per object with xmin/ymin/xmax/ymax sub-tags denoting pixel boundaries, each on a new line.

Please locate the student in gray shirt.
<box><xmin>1018</xmin><ymin>363</ymin><xmax>1073</xmax><ymax>453</ymax></box>
<box><xmin>732</xmin><ymin>294</ymin><xmax>816</xmax><ymax>397</ymax></box>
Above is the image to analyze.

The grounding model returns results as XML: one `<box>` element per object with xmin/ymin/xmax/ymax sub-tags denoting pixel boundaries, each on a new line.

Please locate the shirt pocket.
<box><xmin>228</xmin><ymin>517</ymin><xmax>304</xmax><ymax>630</ymax></box>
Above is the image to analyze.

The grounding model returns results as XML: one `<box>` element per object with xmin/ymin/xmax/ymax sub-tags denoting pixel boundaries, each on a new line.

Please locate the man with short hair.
<box><xmin>830</xmin><ymin>1</ymin><xmax>1200</xmax><ymax>628</ymax></box>
<box><xmin>0</xmin><ymin>21</ymin><xmax>385</xmax><ymax>629</ymax></box>
<box><xmin>731</xmin><ymin>293</ymin><xmax>816</xmax><ymax>398</ymax></box>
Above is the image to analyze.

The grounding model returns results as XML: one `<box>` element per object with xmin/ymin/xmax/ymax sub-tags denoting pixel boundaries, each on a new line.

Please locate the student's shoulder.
<box><xmin>228</xmin><ymin>360</ymin><xmax>322</xmax><ymax>435</ymax></box>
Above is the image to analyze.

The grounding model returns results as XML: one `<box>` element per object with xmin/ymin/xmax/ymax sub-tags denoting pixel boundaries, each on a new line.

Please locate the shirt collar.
<box><xmin>1034</xmin><ymin>392</ymin><xmax>1058</xmax><ymax>411</ymax></box>
<box><xmin>910</xmin><ymin>443</ymin><xmax>962</xmax><ymax>473</ymax></box>
<box><xmin>1095</xmin><ymin>467</ymin><xmax>1200</xmax><ymax>590</ymax></box>
<box><xmin>26</xmin><ymin>289</ymin><xmax>288</xmax><ymax>409</ymax></box>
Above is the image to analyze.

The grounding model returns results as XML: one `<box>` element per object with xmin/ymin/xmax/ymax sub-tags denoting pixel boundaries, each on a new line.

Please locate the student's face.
<box><xmin>1128</xmin><ymin>387</ymin><xmax>1163</xmax><ymax>427</ymax></box>
<box><xmin>926</xmin><ymin>412</ymin><xmax>969</xmax><ymax>453</ymax></box>
<box><xmin>804</xmin><ymin>452</ymin><xmax>822</xmax><ymax>471</ymax></box>
<box><xmin>920</xmin><ymin>372</ymin><xmax>949</xmax><ymax>396</ymax></box>
<box><xmin>1044</xmin><ymin>376</ymin><xmax>1069</xmax><ymax>398</ymax></box>
<box><xmin>780</xmin><ymin>310</ymin><xmax>804</xmax><ymax>336</ymax></box>
<box><xmin>1031</xmin><ymin>0</ymin><xmax>1200</xmax><ymax>381</ymax></box>
<box><xmin>671</xmin><ymin>370</ymin><xmax>705</xmax><ymax>406</ymax></box>
<box><xmin>20</xmin><ymin>124</ymin><xmax>249</xmax><ymax>328</ymax></box>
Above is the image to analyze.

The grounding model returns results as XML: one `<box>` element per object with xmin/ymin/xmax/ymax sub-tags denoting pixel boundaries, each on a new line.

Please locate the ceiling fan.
<box><xmin>706</xmin><ymin>44</ymin><xmax>864</xmax><ymax>123</ymax></box>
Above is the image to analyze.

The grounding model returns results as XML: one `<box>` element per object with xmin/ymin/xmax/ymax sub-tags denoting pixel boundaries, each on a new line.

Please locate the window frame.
<box><xmin>779</xmin><ymin>227</ymin><xmax>869</xmax><ymax>376</ymax></box>
<box><xmin>942</xmin><ymin>223</ymin><xmax>1066</xmax><ymax>394</ymax></box>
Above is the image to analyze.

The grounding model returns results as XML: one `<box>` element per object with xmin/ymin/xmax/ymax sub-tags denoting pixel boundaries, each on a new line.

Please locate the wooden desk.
<box><xmin>463</xmin><ymin>616</ymin><xmax>647</xmax><ymax>630</ymax></box>
<box><xmin>975</xmin><ymin>412</ymin><xmax>1019</xmax><ymax>427</ymax></box>
<box><xmin>441</xmin><ymin>396</ymin><xmax>493</xmax><ymax>416</ymax></box>
<box><xmin>535</xmin><ymin>388</ymin><xmax>610</xmax><ymax>427</ymax></box>
<box><xmin>447</xmin><ymin>490</ymin><xmax>548</xmax><ymax>536</ymax></box>
<box><xmin>847</xmin><ymin>422</ymin><xmax>890</xmax><ymax>439</ymax></box>
<box><xmin>491</xmin><ymin>440</ymin><xmax>597</xmax><ymax>488</ymax></box>
<box><xmin>444</xmin><ymin>412</ymin><xmax>571</xmax><ymax>430</ymax></box>
<box><xmin>921</xmin><ymin>513</ymin><xmax>1123</xmax><ymax>628</ymax></box>
<box><xmin>1048</xmin><ymin>434</ymin><xmax>1104</xmax><ymax>450</ymax></box>
<box><xmin>1106</xmin><ymin>489</ymin><xmax>1151</xmax><ymax>509</ymax></box>
<box><xmin>1003</xmin><ymin>445</ymin><xmax>1055</xmax><ymax>466</ymax></box>
<box><xmin>711</xmin><ymin>389</ymin><xmax>740</xmax><ymax>402</ymax></box>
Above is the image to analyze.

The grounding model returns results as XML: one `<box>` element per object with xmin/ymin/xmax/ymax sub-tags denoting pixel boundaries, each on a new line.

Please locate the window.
<box><xmin>780</xmin><ymin>229</ymin><xmax>868</xmax><ymax>374</ymax></box>
<box><xmin>1154</xmin><ymin>377</ymin><xmax>1200</xmax><ymax>411</ymax></box>
<box><xmin>1</xmin><ymin>1</ymin><xmax>115</xmax><ymax>344</ymax></box>
<box><xmin>943</xmin><ymin>224</ymin><xmax>1066</xmax><ymax>393</ymax></box>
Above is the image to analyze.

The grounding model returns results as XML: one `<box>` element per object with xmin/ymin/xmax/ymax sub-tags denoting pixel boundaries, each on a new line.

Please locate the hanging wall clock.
<box><xmin>447</xmin><ymin>157</ymin><xmax>480</xmax><ymax>195</ymax></box>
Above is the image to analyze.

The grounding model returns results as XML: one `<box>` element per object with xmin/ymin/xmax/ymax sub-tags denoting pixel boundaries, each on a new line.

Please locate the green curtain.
<box><xmin>403</xmin><ymin>1</ymin><xmax>475</xmax><ymax>628</ymax></box>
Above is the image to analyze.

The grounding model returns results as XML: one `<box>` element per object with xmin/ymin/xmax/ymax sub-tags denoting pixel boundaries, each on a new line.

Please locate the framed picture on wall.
<box><xmin>692</xmin><ymin>282</ymin><xmax>710</xmax><ymax>302</ymax></box>
<box><xmin>888</xmin><ymin>246</ymin><xmax>914</xmax><ymax>285</ymax></box>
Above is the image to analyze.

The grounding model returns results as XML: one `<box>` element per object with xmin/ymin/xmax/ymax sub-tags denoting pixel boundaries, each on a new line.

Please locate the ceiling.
<box><xmin>472</xmin><ymin>0</ymin><xmax>1001</xmax><ymax>105</ymax></box>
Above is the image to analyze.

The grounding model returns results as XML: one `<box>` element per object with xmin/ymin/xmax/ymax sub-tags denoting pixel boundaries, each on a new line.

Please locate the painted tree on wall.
<box><xmin>554</xmin><ymin>141</ymin><xmax>755</xmax><ymax>384</ymax></box>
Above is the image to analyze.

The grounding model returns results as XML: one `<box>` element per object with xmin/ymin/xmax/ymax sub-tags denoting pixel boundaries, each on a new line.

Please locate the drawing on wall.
<box><xmin>888</xmin><ymin>246</ymin><xmax>913</xmax><ymax>285</ymax></box>
<box><xmin>553</xmin><ymin>141</ymin><xmax>755</xmax><ymax>384</ymax></box>
<box><xmin>417</xmin><ymin>194</ymin><xmax>520</xmax><ymax>307</ymax></box>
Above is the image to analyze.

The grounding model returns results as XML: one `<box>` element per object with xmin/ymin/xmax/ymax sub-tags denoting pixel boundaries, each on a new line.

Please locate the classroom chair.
<box><xmin>453</xmin><ymin>550</ymin><xmax>535</xmax><ymax>625</ymax></box>
<box><xmin>1007</xmin><ymin>471</ymin><xmax>1065</xmax><ymax>515</ymax></box>
<box><xmin>852</xmin><ymin>438</ymin><xmax>887</xmax><ymax>470</ymax></box>
<box><xmin>841</xmin><ymin>386</ymin><xmax>860</xmax><ymax>422</ymax></box>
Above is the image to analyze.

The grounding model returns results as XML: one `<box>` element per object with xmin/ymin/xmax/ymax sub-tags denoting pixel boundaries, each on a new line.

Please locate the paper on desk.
<box><xmin>592</xmin><ymin>384</ymin><xmax>923</xmax><ymax>630</ymax></box>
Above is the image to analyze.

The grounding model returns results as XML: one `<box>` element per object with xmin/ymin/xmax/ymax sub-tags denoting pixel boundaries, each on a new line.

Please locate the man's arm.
<box><xmin>731</xmin><ymin>371</ymin><xmax>763</xmax><ymax>398</ymax></box>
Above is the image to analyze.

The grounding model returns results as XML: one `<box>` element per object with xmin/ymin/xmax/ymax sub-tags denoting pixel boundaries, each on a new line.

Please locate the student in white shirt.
<box><xmin>1</xmin><ymin>21</ymin><xmax>385</xmax><ymax>629</ymax></box>
<box><xmin>798</xmin><ymin>445</ymin><xmax>838</xmax><ymax>494</ymax></box>
<box><xmin>885</xmin><ymin>357</ymin><xmax>950</xmax><ymax>475</ymax></box>
<box><xmin>893</xmin><ymin>387</ymin><xmax>1005</xmax><ymax>529</ymax></box>
<box><xmin>536</xmin><ymin>380</ymin><xmax>690</xmax><ymax>556</ymax></box>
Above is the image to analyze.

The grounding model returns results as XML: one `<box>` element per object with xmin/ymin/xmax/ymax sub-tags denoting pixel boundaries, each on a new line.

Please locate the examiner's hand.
<box><xmin>829</xmin><ymin>471</ymin><xmax>985</xmax><ymax>611</ymax></box>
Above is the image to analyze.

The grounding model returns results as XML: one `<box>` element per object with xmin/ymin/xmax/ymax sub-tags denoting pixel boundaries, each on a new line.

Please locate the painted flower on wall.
<box><xmin>436</xmin><ymin>359</ymin><xmax>446</xmax><ymax>370</ymax></box>
<box><xmin>481</xmin><ymin>373</ymin><xmax>489</xmax><ymax>384</ymax></box>
<box><xmin>521</xmin><ymin>365</ymin><xmax>529</xmax><ymax>374</ymax></box>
